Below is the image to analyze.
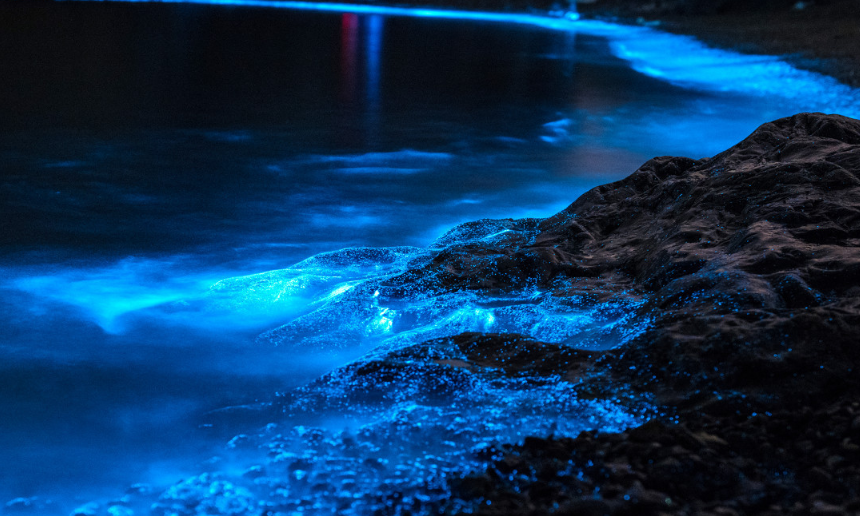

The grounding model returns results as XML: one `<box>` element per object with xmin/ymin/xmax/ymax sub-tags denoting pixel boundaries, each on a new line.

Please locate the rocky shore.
<box><xmin>43</xmin><ymin>115</ymin><xmax>860</xmax><ymax>516</ymax></box>
<box><xmin>239</xmin><ymin>112</ymin><xmax>858</xmax><ymax>516</ymax></box>
<box><xmin>144</xmin><ymin>113</ymin><xmax>858</xmax><ymax>516</ymax></box>
<box><xmin>404</xmin><ymin>112</ymin><xmax>860</xmax><ymax>514</ymax></box>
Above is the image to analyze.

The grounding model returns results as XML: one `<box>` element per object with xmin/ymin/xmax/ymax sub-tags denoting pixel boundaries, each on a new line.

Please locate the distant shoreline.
<box><xmin>46</xmin><ymin>0</ymin><xmax>860</xmax><ymax>89</ymax></box>
<box><xmin>577</xmin><ymin>0</ymin><xmax>860</xmax><ymax>88</ymax></box>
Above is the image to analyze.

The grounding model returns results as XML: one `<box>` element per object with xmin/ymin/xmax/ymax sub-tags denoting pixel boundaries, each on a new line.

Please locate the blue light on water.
<box><xmin>61</xmin><ymin>0</ymin><xmax>580</xmax><ymax>25</ymax></box>
<box><xmin>6</xmin><ymin>259</ymin><xmax>220</xmax><ymax>334</ymax></box>
<box><xmin>601</xmin><ymin>28</ymin><xmax>860</xmax><ymax>117</ymax></box>
<box><xmin>3</xmin><ymin>240</ymin><xmax>652</xmax><ymax>513</ymax></box>
<box><xmin>340</xmin><ymin>13</ymin><xmax>358</xmax><ymax>105</ymax></box>
<box><xmin>365</xmin><ymin>14</ymin><xmax>384</xmax><ymax>140</ymax></box>
<box><xmin>59</xmin><ymin>0</ymin><xmax>860</xmax><ymax>118</ymax></box>
<box><xmin>309</xmin><ymin>149</ymin><xmax>454</xmax><ymax>166</ymax></box>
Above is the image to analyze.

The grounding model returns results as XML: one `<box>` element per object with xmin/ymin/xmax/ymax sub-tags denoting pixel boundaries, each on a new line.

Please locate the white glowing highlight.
<box><xmin>368</xmin><ymin>307</ymin><xmax>395</xmax><ymax>334</ymax></box>
<box><xmin>323</xmin><ymin>283</ymin><xmax>356</xmax><ymax>300</ymax></box>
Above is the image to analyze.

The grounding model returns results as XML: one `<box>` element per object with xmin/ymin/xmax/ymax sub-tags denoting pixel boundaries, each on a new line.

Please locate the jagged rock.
<box><xmin>439</xmin><ymin>113</ymin><xmax>860</xmax><ymax>515</ymax></box>
<box><xmin>98</xmin><ymin>114</ymin><xmax>860</xmax><ymax>516</ymax></box>
<box><xmin>396</xmin><ymin>112</ymin><xmax>860</xmax><ymax>411</ymax></box>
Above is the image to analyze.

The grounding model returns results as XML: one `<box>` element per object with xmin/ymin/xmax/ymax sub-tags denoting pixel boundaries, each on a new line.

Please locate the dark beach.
<box><xmin>1</xmin><ymin>1</ymin><xmax>859</xmax><ymax>515</ymax></box>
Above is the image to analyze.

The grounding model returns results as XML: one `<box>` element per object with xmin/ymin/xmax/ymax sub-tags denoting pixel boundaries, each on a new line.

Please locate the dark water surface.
<box><xmin>0</xmin><ymin>1</ymin><xmax>848</xmax><ymax>512</ymax></box>
<box><xmin>1</xmin><ymin>2</ymin><xmax>771</xmax><ymax>263</ymax></box>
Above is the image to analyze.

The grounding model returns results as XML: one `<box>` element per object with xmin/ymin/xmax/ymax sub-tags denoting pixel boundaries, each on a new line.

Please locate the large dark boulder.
<box><xmin>431</xmin><ymin>112</ymin><xmax>860</xmax><ymax>515</ymax></box>
<box><xmin>394</xmin><ymin>112</ymin><xmax>860</xmax><ymax>412</ymax></box>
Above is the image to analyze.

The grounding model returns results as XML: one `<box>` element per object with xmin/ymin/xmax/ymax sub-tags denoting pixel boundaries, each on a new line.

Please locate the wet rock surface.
<box><xmin>426</xmin><ymin>113</ymin><xmax>860</xmax><ymax>513</ymax></box>
<box><xmin>450</xmin><ymin>400</ymin><xmax>860</xmax><ymax>515</ymax></box>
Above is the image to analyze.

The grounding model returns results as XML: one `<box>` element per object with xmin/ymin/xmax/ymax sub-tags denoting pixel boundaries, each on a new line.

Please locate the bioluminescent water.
<box><xmin>2</xmin><ymin>1</ymin><xmax>859</xmax><ymax>514</ymax></box>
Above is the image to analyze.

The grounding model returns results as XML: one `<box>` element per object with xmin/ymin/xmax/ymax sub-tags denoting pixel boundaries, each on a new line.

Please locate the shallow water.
<box><xmin>2</xmin><ymin>1</ymin><xmax>859</xmax><ymax>513</ymax></box>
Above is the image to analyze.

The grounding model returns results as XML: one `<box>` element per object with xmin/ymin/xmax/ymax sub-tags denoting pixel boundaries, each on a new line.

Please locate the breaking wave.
<box><xmin>9</xmin><ymin>219</ymin><xmax>653</xmax><ymax>515</ymax></box>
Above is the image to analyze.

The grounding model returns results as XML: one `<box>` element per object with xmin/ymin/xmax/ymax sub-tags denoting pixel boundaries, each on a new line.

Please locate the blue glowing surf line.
<box><xmin>59</xmin><ymin>0</ymin><xmax>581</xmax><ymax>25</ymax></box>
<box><xmin>59</xmin><ymin>0</ymin><xmax>860</xmax><ymax>118</ymax></box>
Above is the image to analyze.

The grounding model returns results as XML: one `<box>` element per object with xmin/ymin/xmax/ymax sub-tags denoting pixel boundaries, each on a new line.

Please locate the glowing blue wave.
<box><xmin>592</xmin><ymin>23</ymin><xmax>860</xmax><ymax>118</ymax></box>
<box><xmin>8</xmin><ymin>223</ymin><xmax>651</xmax><ymax>513</ymax></box>
<box><xmin>53</xmin><ymin>241</ymin><xmax>649</xmax><ymax>515</ymax></box>
<box><xmin>7</xmin><ymin>258</ymin><xmax>222</xmax><ymax>333</ymax></box>
<box><xmin>58</xmin><ymin>0</ymin><xmax>581</xmax><ymax>25</ymax></box>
